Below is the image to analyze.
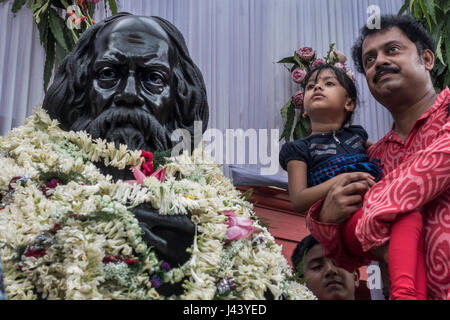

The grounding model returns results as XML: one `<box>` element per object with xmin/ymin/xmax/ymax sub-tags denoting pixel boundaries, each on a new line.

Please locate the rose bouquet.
<box><xmin>277</xmin><ymin>43</ymin><xmax>355</xmax><ymax>142</ymax></box>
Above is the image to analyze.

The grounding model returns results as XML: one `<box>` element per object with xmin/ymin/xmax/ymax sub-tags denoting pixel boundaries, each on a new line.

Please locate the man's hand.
<box><xmin>319</xmin><ymin>172</ymin><xmax>375</xmax><ymax>224</ymax></box>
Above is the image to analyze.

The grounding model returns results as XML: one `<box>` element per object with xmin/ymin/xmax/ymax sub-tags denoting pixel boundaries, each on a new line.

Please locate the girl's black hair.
<box><xmin>302</xmin><ymin>64</ymin><xmax>358</xmax><ymax>126</ymax></box>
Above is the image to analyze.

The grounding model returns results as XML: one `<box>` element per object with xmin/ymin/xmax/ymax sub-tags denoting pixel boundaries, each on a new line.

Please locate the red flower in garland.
<box><xmin>140</xmin><ymin>150</ymin><xmax>154</xmax><ymax>176</ymax></box>
<box><xmin>124</xmin><ymin>150</ymin><xmax>166</xmax><ymax>184</ymax></box>
<box><xmin>103</xmin><ymin>256</ymin><xmax>139</xmax><ymax>265</ymax></box>
<box><xmin>24</xmin><ymin>247</ymin><xmax>46</xmax><ymax>258</ymax></box>
<box><xmin>41</xmin><ymin>178</ymin><xmax>63</xmax><ymax>197</ymax></box>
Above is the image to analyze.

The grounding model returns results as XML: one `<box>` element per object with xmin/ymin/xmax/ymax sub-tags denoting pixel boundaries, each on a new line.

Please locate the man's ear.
<box><xmin>344</xmin><ymin>98</ymin><xmax>356</xmax><ymax>113</ymax></box>
<box><xmin>421</xmin><ymin>48</ymin><xmax>435</xmax><ymax>71</ymax></box>
<box><xmin>354</xmin><ymin>270</ymin><xmax>360</xmax><ymax>288</ymax></box>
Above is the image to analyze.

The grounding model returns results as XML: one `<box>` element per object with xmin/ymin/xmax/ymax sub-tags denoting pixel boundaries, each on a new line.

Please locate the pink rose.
<box><xmin>334</xmin><ymin>62</ymin><xmax>347</xmax><ymax>73</ymax></box>
<box><xmin>291</xmin><ymin>68</ymin><xmax>307</xmax><ymax>84</ymax></box>
<box><xmin>310</xmin><ymin>58</ymin><xmax>325</xmax><ymax>70</ymax></box>
<box><xmin>332</xmin><ymin>49</ymin><xmax>347</xmax><ymax>63</ymax></box>
<box><xmin>346</xmin><ymin>70</ymin><xmax>356</xmax><ymax>82</ymax></box>
<box><xmin>293</xmin><ymin>90</ymin><xmax>304</xmax><ymax>109</ymax></box>
<box><xmin>297</xmin><ymin>47</ymin><xmax>316</xmax><ymax>62</ymax></box>
<box><xmin>223</xmin><ymin>210</ymin><xmax>254</xmax><ymax>241</ymax></box>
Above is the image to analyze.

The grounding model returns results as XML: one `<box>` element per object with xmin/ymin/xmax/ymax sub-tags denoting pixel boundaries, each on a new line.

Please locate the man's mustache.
<box><xmin>373</xmin><ymin>67</ymin><xmax>400</xmax><ymax>84</ymax></box>
<box><xmin>72</xmin><ymin>106</ymin><xmax>172</xmax><ymax>151</ymax></box>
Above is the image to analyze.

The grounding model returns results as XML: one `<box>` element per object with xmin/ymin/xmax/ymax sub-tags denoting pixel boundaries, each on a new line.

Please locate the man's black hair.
<box><xmin>351</xmin><ymin>14</ymin><xmax>435</xmax><ymax>74</ymax></box>
<box><xmin>291</xmin><ymin>235</ymin><xmax>319</xmax><ymax>277</ymax></box>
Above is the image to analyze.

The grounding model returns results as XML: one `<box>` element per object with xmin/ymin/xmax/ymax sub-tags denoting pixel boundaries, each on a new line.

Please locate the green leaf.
<box><xmin>48</xmin><ymin>8</ymin><xmax>69</xmax><ymax>52</ymax></box>
<box><xmin>280</xmin><ymin>101</ymin><xmax>295</xmax><ymax>142</ymax></box>
<box><xmin>436</xmin><ymin>35</ymin><xmax>446</xmax><ymax>66</ymax></box>
<box><xmin>108</xmin><ymin>0</ymin><xmax>118</xmax><ymax>15</ymax></box>
<box><xmin>434</xmin><ymin>60</ymin><xmax>446</xmax><ymax>77</ymax></box>
<box><xmin>444</xmin><ymin>69</ymin><xmax>450</xmax><ymax>88</ymax></box>
<box><xmin>31</xmin><ymin>0</ymin><xmax>45</xmax><ymax>12</ymax></box>
<box><xmin>63</xmin><ymin>25</ymin><xmax>75</xmax><ymax>52</ymax></box>
<box><xmin>36</xmin><ymin>10</ymin><xmax>49</xmax><ymax>48</ymax></box>
<box><xmin>440</xmin><ymin>0</ymin><xmax>450</xmax><ymax>14</ymax></box>
<box><xmin>413</xmin><ymin>0</ymin><xmax>422</xmax><ymax>19</ymax></box>
<box><xmin>239</xmin><ymin>188</ymin><xmax>253</xmax><ymax>202</ymax></box>
<box><xmin>277</xmin><ymin>56</ymin><xmax>296</xmax><ymax>64</ymax></box>
<box><xmin>398</xmin><ymin>2</ymin><xmax>409</xmax><ymax>15</ymax></box>
<box><xmin>445</xmin><ymin>29</ymin><xmax>450</xmax><ymax>71</ymax></box>
<box><xmin>43</xmin><ymin>34</ymin><xmax>55</xmax><ymax>92</ymax></box>
<box><xmin>293</xmin><ymin>116</ymin><xmax>311</xmax><ymax>141</ymax></box>
<box><xmin>293</xmin><ymin>54</ymin><xmax>306</xmax><ymax>69</ymax></box>
<box><xmin>55</xmin><ymin>41</ymin><xmax>66</xmax><ymax>67</ymax></box>
<box><xmin>418</xmin><ymin>0</ymin><xmax>432</xmax><ymax>31</ymax></box>
<box><xmin>11</xmin><ymin>0</ymin><xmax>27</xmax><ymax>14</ymax></box>
<box><xmin>280</xmin><ymin>98</ymin><xmax>292</xmax><ymax>124</ymax></box>
<box><xmin>425</xmin><ymin>0</ymin><xmax>437</xmax><ymax>24</ymax></box>
<box><xmin>409</xmin><ymin>0</ymin><xmax>416</xmax><ymax>13</ymax></box>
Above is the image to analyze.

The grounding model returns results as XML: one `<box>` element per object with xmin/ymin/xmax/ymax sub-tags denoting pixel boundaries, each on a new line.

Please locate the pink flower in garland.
<box><xmin>125</xmin><ymin>166</ymin><xmax>166</xmax><ymax>185</ymax></box>
<box><xmin>310</xmin><ymin>58</ymin><xmax>325</xmax><ymax>70</ymax></box>
<box><xmin>297</xmin><ymin>47</ymin><xmax>316</xmax><ymax>62</ymax></box>
<box><xmin>223</xmin><ymin>210</ymin><xmax>255</xmax><ymax>241</ymax></box>
<box><xmin>334</xmin><ymin>62</ymin><xmax>347</xmax><ymax>73</ymax></box>
<box><xmin>125</xmin><ymin>150</ymin><xmax>166</xmax><ymax>184</ymax></box>
<box><xmin>293</xmin><ymin>90</ymin><xmax>304</xmax><ymax>109</ymax></box>
<box><xmin>86</xmin><ymin>0</ymin><xmax>101</xmax><ymax>3</ymax></box>
<box><xmin>291</xmin><ymin>68</ymin><xmax>307</xmax><ymax>84</ymax></box>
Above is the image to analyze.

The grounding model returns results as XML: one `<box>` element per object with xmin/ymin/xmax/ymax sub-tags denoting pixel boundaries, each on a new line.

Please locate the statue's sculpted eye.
<box><xmin>99</xmin><ymin>67</ymin><xmax>119</xmax><ymax>81</ymax></box>
<box><xmin>142</xmin><ymin>70</ymin><xmax>166</xmax><ymax>93</ymax></box>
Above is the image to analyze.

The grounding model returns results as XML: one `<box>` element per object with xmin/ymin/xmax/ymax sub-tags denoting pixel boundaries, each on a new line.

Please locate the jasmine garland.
<box><xmin>0</xmin><ymin>107</ymin><xmax>316</xmax><ymax>300</ymax></box>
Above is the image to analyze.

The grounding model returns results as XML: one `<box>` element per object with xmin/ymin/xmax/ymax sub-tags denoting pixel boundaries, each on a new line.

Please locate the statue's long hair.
<box><xmin>43</xmin><ymin>13</ymin><xmax>209</xmax><ymax>137</ymax></box>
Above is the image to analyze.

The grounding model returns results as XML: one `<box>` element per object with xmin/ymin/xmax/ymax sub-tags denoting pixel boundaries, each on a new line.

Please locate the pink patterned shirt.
<box><xmin>306</xmin><ymin>88</ymin><xmax>450</xmax><ymax>300</ymax></box>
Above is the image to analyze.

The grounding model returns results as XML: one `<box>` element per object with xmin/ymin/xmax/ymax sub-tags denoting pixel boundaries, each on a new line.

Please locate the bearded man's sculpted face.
<box><xmin>42</xmin><ymin>14</ymin><xmax>210</xmax><ymax>295</ymax></box>
<box><xmin>72</xmin><ymin>17</ymin><xmax>175</xmax><ymax>152</ymax></box>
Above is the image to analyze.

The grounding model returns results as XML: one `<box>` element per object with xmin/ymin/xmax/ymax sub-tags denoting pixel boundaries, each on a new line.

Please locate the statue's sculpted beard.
<box><xmin>71</xmin><ymin>106</ymin><xmax>173</xmax><ymax>152</ymax></box>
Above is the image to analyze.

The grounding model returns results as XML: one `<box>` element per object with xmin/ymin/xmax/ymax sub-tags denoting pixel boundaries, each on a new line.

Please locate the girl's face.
<box><xmin>303</xmin><ymin>69</ymin><xmax>355</xmax><ymax>125</ymax></box>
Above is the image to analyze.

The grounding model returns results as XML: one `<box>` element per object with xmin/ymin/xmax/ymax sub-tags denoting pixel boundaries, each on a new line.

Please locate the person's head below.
<box><xmin>351</xmin><ymin>14</ymin><xmax>436</xmax><ymax>107</ymax></box>
<box><xmin>301</xmin><ymin>64</ymin><xmax>358</xmax><ymax>134</ymax></box>
<box><xmin>292</xmin><ymin>235</ymin><xmax>359</xmax><ymax>300</ymax></box>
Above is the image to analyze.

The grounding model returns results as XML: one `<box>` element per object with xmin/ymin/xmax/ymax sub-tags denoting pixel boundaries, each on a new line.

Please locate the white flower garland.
<box><xmin>0</xmin><ymin>107</ymin><xmax>316</xmax><ymax>300</ymax></box>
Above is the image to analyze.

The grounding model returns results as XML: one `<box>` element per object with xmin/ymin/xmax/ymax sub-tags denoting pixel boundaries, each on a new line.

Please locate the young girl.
<box><xmin>279</xmin><ymin>64</ymin><xmax>426</xmax><ymax>300</ymax></box>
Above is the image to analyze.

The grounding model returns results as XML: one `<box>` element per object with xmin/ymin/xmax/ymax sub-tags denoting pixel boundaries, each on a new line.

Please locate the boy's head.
<box><xmin>292</xmin><ymin>235</ymin><xmax>359</xmax><ymax>300</ymax></box>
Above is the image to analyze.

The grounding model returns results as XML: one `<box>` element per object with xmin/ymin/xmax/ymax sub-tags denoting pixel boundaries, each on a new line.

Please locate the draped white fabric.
<box><xmin>0</xmin><ymin>0</ymin><xmax>403</xmax><ymax>179</ymax></box>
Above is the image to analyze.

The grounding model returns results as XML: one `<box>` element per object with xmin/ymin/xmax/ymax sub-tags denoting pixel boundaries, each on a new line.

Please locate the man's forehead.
<box><xmin>108</xmin><ymin>17</ymin><xmax>168</xmax><ymax>39</ymax></box>
<box><xmin>362</xmin><ymin>27</ymin><xmax>411</xmax><ymax>53</ymax></box>
<box><xmin>304</xmin><ymin>244</ymin><xmax>323</xmax><ymax>263</ymax></box>
<box><xmin>94</xmin><ymin>17</ymin><xmax>170</xmax><ymax>59</ymax></box>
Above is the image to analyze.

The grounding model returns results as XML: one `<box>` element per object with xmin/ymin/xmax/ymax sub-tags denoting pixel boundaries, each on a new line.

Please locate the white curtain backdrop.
<box><xmin>0</xmin><ymin>0</ymin><xmax>403</xmax><ymax>180</ymax></box>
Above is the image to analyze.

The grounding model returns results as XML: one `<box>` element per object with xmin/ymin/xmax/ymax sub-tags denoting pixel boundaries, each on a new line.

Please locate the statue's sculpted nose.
<box><xmin>114</xmin><ymin>72</ymin><xmax>145</xmax><ymax>107</ymax></box>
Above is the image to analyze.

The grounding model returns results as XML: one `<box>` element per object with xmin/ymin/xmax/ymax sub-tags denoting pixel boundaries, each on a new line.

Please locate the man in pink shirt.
<box><xmin>306</xmin><ymin>15</ymin><xmax>449</xmax><ymax>300</ymax></box>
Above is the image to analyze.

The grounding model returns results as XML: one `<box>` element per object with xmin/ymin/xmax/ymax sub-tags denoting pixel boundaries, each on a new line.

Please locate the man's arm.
<box><xmin>355</xmin><ymin>124</ymin><xmax>450</xmax><ymax>251</ymax></box>
<box><xmin>308</xmin><ymin>123</ymin><xmax>450</xmax><ymax>269</ymax></box>
<box><xmin>306</xmin><ymin>172</ymin><xmax>376</xmax><ymax>272</ymax></box>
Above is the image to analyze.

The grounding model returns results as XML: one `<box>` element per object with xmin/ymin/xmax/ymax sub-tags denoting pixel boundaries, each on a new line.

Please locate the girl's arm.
<box><xmin>287</xmin><ymin>160</ymin><xmax>345</xmax><ymax>213</ymax></box>
<box><xmin>365</xmin><ymin>140</ymin><xmax>374</xmax><ymax>148</ymax></box>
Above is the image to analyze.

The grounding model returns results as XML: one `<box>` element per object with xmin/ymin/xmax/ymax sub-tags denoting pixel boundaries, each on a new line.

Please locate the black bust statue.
<box><xmin>42</xmin><ymin>13</ymin><xmax>209</xmax><ymax>293</ymax></box>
